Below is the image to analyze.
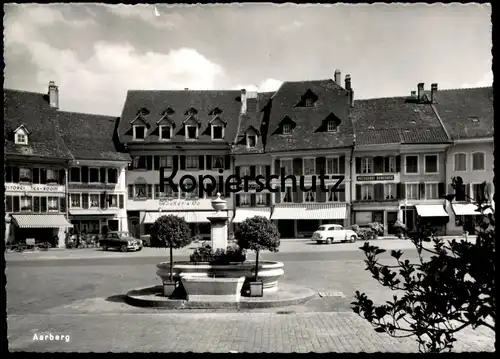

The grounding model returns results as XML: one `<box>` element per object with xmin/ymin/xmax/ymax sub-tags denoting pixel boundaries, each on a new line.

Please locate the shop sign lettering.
<box><xmin>69</xmin><ymin>183</ymin><xmax>116</xmax><ymax>190</ymax></box>
<box><xmin>159</xmin><ymin>199</ymin><xmax>201</xmax><ymax>208</ymax></box>
<box><xmin>356</xmin><ymin>175</ymin><xmax>395</xmax><ymax>181</ymax></box>
<box><xmin>5</xmin><ymin>184</ymin><xmax>65</xmax><ymax>192</ymax></box>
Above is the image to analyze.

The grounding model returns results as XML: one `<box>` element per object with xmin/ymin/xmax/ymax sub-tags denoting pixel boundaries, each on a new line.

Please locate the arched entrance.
<box><xmin>128</xmin><ymin>216</ymin><xmax>141</xmax><ymax>238</ymax></box>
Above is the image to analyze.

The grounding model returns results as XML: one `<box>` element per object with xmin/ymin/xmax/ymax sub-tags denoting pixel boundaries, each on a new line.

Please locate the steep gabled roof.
<box><xmin>432</xmin><ymin>87</ymin><xmax>493</xmax><ymax>140</ymax></box>
<box><xmin>118</xmin><ymin>90</ymin><xmax>242</xmax><ymax>144</ymax></box>
<box><xmin>264</xmin><ymin>79</ymin><xmax>354</xmax><ymax>152</ymax></box>
<box><xmin>351</xmin><ymin>96</ymin><xmax>451</xmax><ymax>145</ymax></box>
<box><xmin>4</xmin><ymin>89</ymin><xmax>73</xmax><ymax>160</ymax></box>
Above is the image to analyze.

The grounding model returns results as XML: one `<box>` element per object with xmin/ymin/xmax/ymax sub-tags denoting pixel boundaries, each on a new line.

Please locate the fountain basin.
<box><xmin>156</xmin><ymin>260</ymin><xmax>284</xmax><ymax>293</ymax></box>
<box><xmin>181</xmin><ymin>276</ymin><xmax>245</xmax><ymax>302</ymax></box>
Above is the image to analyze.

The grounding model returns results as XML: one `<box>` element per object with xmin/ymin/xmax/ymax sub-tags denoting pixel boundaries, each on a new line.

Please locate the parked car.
<box><xmin>99</xmin><ymin>231</ymin><xmax>143</xmax><ymax>252</ymax></box>
<box><xmin>140</xmin><ymin>234</ymin><xmax>151</xmax><ymax>247</ymax></box>
<box><xmin>311</xmin><ymin>224</ymin><xmax>358</xmax><ymax>244</ymax></box>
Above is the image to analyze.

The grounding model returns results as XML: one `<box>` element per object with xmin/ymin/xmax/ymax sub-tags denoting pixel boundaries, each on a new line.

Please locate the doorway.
<box><xmin>277</xmin><ymin>220</ymin><xmax>295</xmax><ymax>238</ymax></box>
<box><xmin>387</xmin><ymin>212</ymin><xmax>398</xmax><ymax>235</ymax></box>
<box><xmin>108</xmin><ymin>220</ymin><xmax>119</xmax><ymax>232</ymax></box>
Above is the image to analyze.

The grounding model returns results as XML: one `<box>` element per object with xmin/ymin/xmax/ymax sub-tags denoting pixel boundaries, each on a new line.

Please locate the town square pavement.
<box><xmin>6</xmin><ymin>238</ymin><xmax>495</xmax><ymax>353</ymax></box>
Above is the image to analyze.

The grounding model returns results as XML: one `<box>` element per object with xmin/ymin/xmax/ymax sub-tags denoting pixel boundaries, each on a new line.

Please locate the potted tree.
<box><xmin>150</xmin><ymin>214</ymin><xmax>192</xmax><ymax>297</ymax></box>
<box><xmin>235</xmin><ymin>216</ymin><xmax>280</xmax><ymax>297</ymax></box>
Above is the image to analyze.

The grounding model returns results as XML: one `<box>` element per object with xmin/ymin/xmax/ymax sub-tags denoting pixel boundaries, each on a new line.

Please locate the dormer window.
<box><xmin>186</xmin><ymin>125</ymin><xmax>198</xmax><ymax>140</ymax></box>
<box><xmin>327</xmin><ymin>120</ymin><xmax>338</xmax><ymax>132</ymax></box>
<box><xmin>159</xmin><ymin>125</ymin><xmax>172</xmax><ymax>140</ymax></box>
<box><xmin>283</xmin><ymin>123</ymin><xmax>292</xmax><ymax>135</ymax></box>
<box><xmin>296</xmin><ymin>89</ymin><xmax>318</xmax><ymax>107</ymax></box>
<box><xmin>212</xmin><ymin>125</ymin><xmax>224</xmax><ymax>140</ymax></box>
<box><xmin>133</xmin><ymin>125</ymin><xmax>146</xmax><ymax>140</ymax></box>
<box><xmin>305</xmin><ymin>98</ymin><xmax>314</xmax><ymax>107</ymax></box>
<box><xmin>13</xmin><ymin>125</ymin><xmax>30</xmax><ymax>145</ymax></box>
<box><xmin>247</xmin><ymin>135</ymin><xmax>257</xmax><ymax>148</ymax></box>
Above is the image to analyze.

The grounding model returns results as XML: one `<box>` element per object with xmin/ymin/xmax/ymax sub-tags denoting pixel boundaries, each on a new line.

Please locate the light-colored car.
<box><xmin>311</xmin><ymin>224</ymin><xmax>358</xmax><ymax>244</ymax></box>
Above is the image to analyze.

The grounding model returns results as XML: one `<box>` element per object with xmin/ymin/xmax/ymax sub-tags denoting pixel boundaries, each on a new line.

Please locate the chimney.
<box><xmin>431</xmin><ymin>83</ymin><xmax>438</xmax><ymax>103</ymax></box>
<box><xmin>184</xmin><ymin>88</ymin><xmax>189</xmax><ymax>91</ymax></box>
<box><xmin>240</xmin><ymin>89</ymin><xmax>247</xmax><ymax>115</ymax></box>
<box><xmin>48</xmin><ymin>81</ymin><xmax>59</xmax><ymax>109</ymax></box>
<box><xmin>345</xmin><ymin>75</ymin><xmax>354</xmax><ymax>108</ymax></box>
<box><xmin>345</xmin><ymin>74</ymin><xmax>351</xmax><ymax>91</ymax></box>
<box><xmin>417</xmin><ymin>83</ymin><xmax>424</xmax><ymax>101</ymax></box>
<box><xmin>334</xmin><ymin>69</ymin><xmax>341</xmax><ymax>85</ymax></box>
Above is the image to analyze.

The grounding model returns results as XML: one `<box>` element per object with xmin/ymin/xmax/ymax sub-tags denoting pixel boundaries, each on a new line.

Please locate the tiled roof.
<box><xmin>432</xmin><ymin>87</ymin><xmax>493</xmax><ymax>140</ymax></box>
<box><xmin>351</xmin><ymin>96</ymin><xmax>451</xmax><ymax>145</ymax></box>
<box><xmin>231</xmin><ymin>92</ymin><xmax>274</xmax><ymax>155</ymax></box>
<box><xmin>117</xmin><ymin>90</ymin><xmax>242</xmax><ymax>145</ymax></box>
<box><xmin>4</xmin><ymin>89</ymin><xmax>73</xmax><ymax>160</ymax></box>
<box><xmin>264</xmin><ymin>79</ymin><xmax>354</xmax><ymax>152</ymax></box>
<box><xmin>52</xmin><ymin>111</ymin><xmax>131</xmax><ymax>162</ymax></box>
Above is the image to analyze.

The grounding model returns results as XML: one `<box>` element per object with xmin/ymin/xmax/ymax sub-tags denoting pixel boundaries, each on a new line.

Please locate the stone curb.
<box><xmin>125</xmin><ymin>285</ymin><xmax>317</xmax><ymax>310</ymax></box>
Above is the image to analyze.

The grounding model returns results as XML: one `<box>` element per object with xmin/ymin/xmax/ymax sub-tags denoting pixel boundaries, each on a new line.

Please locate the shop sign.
<box><xmin>5</xmin><ymin>183</ymin><xmax>65</xmax><ymax>193</ymax></box>
<box><xmin>356</xmin><ymin>175</ymin><xmax>394</xmax><ymax>181</ymax></box>
<box><xmin>69</xmin><ymin>183</ymin><xmax>116</xmax><ymax>190</ymax></box>
<box><xmin>159</xmin><ymin>198</ymin><xmax>201</xmax><ymax>208</ymax></box>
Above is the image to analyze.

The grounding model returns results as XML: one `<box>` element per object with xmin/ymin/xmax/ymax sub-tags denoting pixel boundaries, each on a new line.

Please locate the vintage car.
<box><xmin>99</xmin><ymin>231</ymin><xmax>143</xmax><ymax>252</ymax></box>
<box><xmin>311</xmin><ymin>224</ymin><xmax>358</xmax><ymax>244</ymax></box>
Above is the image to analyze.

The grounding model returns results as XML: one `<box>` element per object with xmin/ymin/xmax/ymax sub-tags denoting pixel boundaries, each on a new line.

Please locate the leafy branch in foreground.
<box><xmin>351</xmin><ymin>178</ymin><xmax>495</xmax><ymax>353</ymax></box>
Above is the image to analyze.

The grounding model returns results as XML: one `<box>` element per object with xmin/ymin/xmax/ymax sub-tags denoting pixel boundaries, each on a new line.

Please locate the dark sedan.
<box><xmin>99</xmin><ymin>231</ymin><xmax>143</xmax><ymax>252</ymax></box>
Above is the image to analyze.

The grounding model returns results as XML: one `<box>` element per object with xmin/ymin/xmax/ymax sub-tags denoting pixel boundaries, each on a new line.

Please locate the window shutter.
<box><xmin>374</xmin><ymin>156</ymin><xmax>384</xmax><ymax>173</ymax></box>
<box><xmin>339</xmin><ymin>156</ymin><xmax>346</xmax><ymax>174</ymax></box>
<box><xmin>316</xmin><ymin>185</ymin><xmax>326</xmax><ymax>202</ymax></box>
<box><xmin>34</xmin><ymin>197</ymin><xmax>40</xmax><ymax>213</ymax></box>
<box><xmin>153</xmin><ymin>156</ymin><xmax>160</xmax><ymax>170</ymax></box>
<box><xmin>40</xmin><ymin>169</ymin><xmax>47</xmax><ymax>184</ymax></box>
<box><xmin>198</xmin><ymin>156</ymin><xmax>205</xmax><ymax>170</ymax></box>
<box><xmin>294</xmin><ymin>188</ymin><xmax>303</xmax><ymax>203</ymax></box>
<box><xmin>275</xmin><ymin>186</ymin><xmax>281</xmax><ymax>203</ymax></box>
<box><xmin>128</xmin><ymin>185</ymin><xmax>134</xmax><ymax>198</ymax></box>
<box><xmin>5</xmin><ymin>166</ymin><xmax>12</xmax><ymax>182</ymax></box>
<box><xmin>235</xmin><ymin>194</ymin><xmax>240</xmax><ymax>207</ymax></box>
<box><xmin>100</xmin><ymin>193</ymin><xmax>106</xmax><ymax>209</ymax></box>
<box><xmin>398</xmin><ymin>183</ymin><xmax>406</xmax><ymax>199</ymax></box>
<box><xmin>6</xmin><ymin>196</ymin><xmax>13</xmax><ymax>212</ymax></box>
<box><xmin>13</xmin><ymin>196</ymin><xmax>20</xmax><ymax>212</ymax></box>
<box><xmin>60</xmin><ymin>197</ymin><xmax>66</xmax><ymax>213</ymax></box>
<box><xmin>355</xmin><ymin>158</ymin><xmax>362</xmax><ymax>174</ymax></box>
<box><xmin>250</xmin><ymin>193</ymin><xmax>256</xmax><ymax>207</ymax></box>
<box><xmin>235</xmin><ymin>166</ymin><xmax>240</xmax><ymax>177</ymax></box>
<box><xmin>100</xmin><ymin>168</ymin><xmax>107</xmax><ymax>183</ymax></box>
<box><xmin>266</xmin><ymin>193</ymin><xmax>271</xmax><ymax>206</ymax></box>
<box><xmin>119</xmin><ymin>195</ymin><xmax>124</xmax><ymax>209</ymax></box>
<box><xmin>396</xmin><ymin>156</ymin><xmax>401</xmax><ymax>172</ymax></box>
<box><xmin>384</xmin><ymin>157</ymin><xmax>390</xmax><ymax>173</ymax></box>
<box><xmin>12</xmin><ymin>167</ymin><xmax>20</xmax><ymax>183</ymax></box>
<box><xmin>250</xmin><ymin>166</ymin><xmax>256</xmax><ymax>180</ymax></box>
<box><xmin>40</xmin><ymin>197</ymin><xmax>47</xmax><ymax>212</ymax></box>
<box><xmin>147</xmin><ymin>185</ymin><xmax>153</xmax><ymax>199</ymax></box>
<box><xmin>179</xmin><ymin>155</ymin><xmax>186</xmax><ymax>170</ymax></box>
<box><xmin>274</xmin><ymin>159</ymin><xmax>281</xmax><ymax>174</ymax></box>
<box><xmin>206</xmin><ymin>155</ymin><xmax>212</xmax><ymax>170</ymax></box>
<box><xmin>293</xmin><ymin>158</ymin><xmax>303</xmax><ymax>176</ymax></box>
<box><xmin>438</xmin><ymin>183</ymin><xmax>445</xmax><ymax>199</ymax></box>
<box><xmin>224</xmin><ymin>155</ymin><xmax>231</xmax><ymax>170</ymax></box>
<box><xmin>339</xmin><ymin>185</ymin><xmax>346</xmax><ymax>202</ymax></box>
<box><xmin>265</xmin><ymin>165</ymin><xmax>271</xmax><ymax>177</ymax></box>
<box><xmin>32</xmin><ymin>168</ymin><xmax>40</xmax><ymax>184</ymax></box>
<box><xmin>146</xmin><ymin>156</ymin><xmax>153</xmax><ymax>171</ymax></box>
<box><xmin>59</xmin><ymin>169</ymin><xmax>65</xmax><ymax>185</ymax></box>
<box><xmin>374</xmin><ymin>183</ymin><xmax>384</xmax><ymax>201</ymax></box>
<box><xmin>465</xmin><ymin>184</ymin><xmax>470</xmax><ymax>201</ymax></box>
<box><xmin>418</xmin><ymin>182</ymin><xmax>425</xmax><ymax>200</ymax></box>
<box><xmin>172</xmin><ymin>155</ymin><xmax>179</xmax><ymax>171</ymax></box>
<box><xmin>356</xmin><ymin>184</ymin><xmax>361</xmax><ymax>201</ymax></box>
<box><xmin>315</xmin><ymin>157</ymin><xmax>326</xmax><ymax>174</ymax></box>
<box><xmin>82</xmin><ymin>194</ymin><xmax>89</xmax><ymax>209</ymax></box>
<box><xmin>82</xmin><ymin>167</ymin><xmax>89</xmax><ymax>183</ymax></box>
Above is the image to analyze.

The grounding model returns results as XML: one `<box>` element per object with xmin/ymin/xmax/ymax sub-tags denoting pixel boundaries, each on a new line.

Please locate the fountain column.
<box><xmin>207</xmin><ymin>193</ymin><xmax>229</xmax><ymax>251</ymax></box>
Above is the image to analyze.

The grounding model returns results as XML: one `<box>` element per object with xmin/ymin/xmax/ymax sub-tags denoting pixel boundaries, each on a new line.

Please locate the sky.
<box><xmin>4</xmin><ymin>3</ymin><xmax>492</xmax><ymax>116</ymax></box>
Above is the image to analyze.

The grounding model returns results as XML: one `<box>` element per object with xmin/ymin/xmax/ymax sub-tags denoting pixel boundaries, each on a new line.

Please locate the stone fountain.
<box><xmin>206</xmin><ymin>193</ymin><xmax>229</xmax><ymax>251</ymax></box>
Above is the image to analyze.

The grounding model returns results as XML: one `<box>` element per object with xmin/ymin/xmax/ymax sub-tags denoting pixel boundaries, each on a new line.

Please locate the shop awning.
<box><xmin>143</xmin><ymin>211</ymin><xmax>233</xmax><ymax>224</ymax></box>
<box><xmin>452</xmin><ymin>203</ymin><xmax>493</xmax><ymax>216</ymax></box>
<box><xmin>12</xmin><ymin>214</ymin><xmax>73</xmax><ymax>228</ymax></box>
<box><xmin>415</xmin><ymin>205</ymin><xmax>449</xmax><ymax>218</ymax></box>
<box><xmin>233</xmin><ymin>208</ymin><xmax>271</xmax><ymax>223</ymax></box>
<box><xmin>143</xmin><ymin>212</ymin><xmax>187</xmax><ymax>224</ymax></box>
<box><xmin>69</xmin><ymin>209</ymin><xmax>119</xmax><ymax>216</ymax></box>
<box><xmin>271</xmin><ymin>204</ymin><xmax>347</xmax><ymax>220</ymax></box>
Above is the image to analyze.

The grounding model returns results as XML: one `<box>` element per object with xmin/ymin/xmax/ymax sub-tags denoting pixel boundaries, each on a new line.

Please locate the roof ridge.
<box><xmin>4</xmin><ymin>88</ymin><xmax>45</xmax><ymax>96</ymax></box>
<box><xmin>436</xmin><ymin>86</ymin><xmax>492</xmax><ymax>92</ymax></box>
<box><xmin>56</xmin><ymin>109</ymin><xmax>117</xmax><ymax>120</ymax></box>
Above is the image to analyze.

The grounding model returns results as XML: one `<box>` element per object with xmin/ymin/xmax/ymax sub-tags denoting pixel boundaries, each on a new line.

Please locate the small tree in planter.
<box><xmin>150</xmin><ymin>215</ymin><xmax>192</xmax><ymax>296</ymax></box>
<box><xmin>235</xmin><ymin>216</ymin><xmax>280</xmax><ymax>296</ymax></box>
<box><xmin>393</xmin><ymin>220</ymin><xmax>407</xmax><ymax>239</ymax></box>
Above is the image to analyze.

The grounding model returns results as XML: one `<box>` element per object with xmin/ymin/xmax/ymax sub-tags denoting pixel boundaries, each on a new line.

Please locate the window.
<box><xmin>45</xmin><ymin>169</ymin><xmax>58</xmax><ymax>183</ymax></box>
<box><xmin>385</xmin><ymin>184</ymin><xmax>395</xmax><ymax>200</ymax></box>
<box><xmin>240</xmin><ymin>166</ymin><xmax>251</xmax><ymax>177</ymax></box>
<box><xmin>256</xmin><ymin>193</ymin><xmax>266</xmax><ymax>206</ymax></box>
<box><xmin>212</xmin><ymin>125</ymin><xmax>224</xmax><ymax>140</ymax></box>
<box><xmin>255</xmin><ymin>165</ymin><xmax>266</xmax><ymax>176</ymax></box>
<box><xmin>89</xmin><ymin>168</ymin><xmax>99</xmax><ymax>183</ymax></box>
<box><xmin>160</xmin><ymin>126</ymin><xmax>171</xmax><ymax>140</ymax></box>
<box><xmin>247</xmin><ymin>135</ymin><xmax>257</xmax><ymax>148</ymax></box>
<box><xmin>472</xmin><ymin>152</ymin><xmax>485</xmax><ymax>171</ymax></box>
<box><xmin>212</xmin><ymin>156</ymin><xmax>224</xmax><ymax>169</ymax></box>
<box><xmin>281</xmin><ymin>159</ymin><xmax>293</xmax><ymax>176</ymax></box>
<box><xmin>90</xmin><ymin>194</ymin><xmax>99</xmax><ymax>208</ymax></box>
<box><xmin>133</xmin><ymin>125</ymin><xmax>146</xmax><ymax>140</ymax></box>
<box><xmin>108</xmin><ymin>195</ymin><xmax>118</xmax><ymax>208</ymax></box>
<box><xmin>424</xmin><ymin>155</ymin><xmax>438</xmax><ymax>173</ymax></box>
<box><xmin>283</xmin><ymin>187</ymin><xmax>293</xmax><ymax>203</ymax></box>
<box><xmin>454</xmin><ymin>153</ymin><xmax>467</xmax><ymax>171</ymax></box>
<box><xmin>47</xmin><ymin>197</ymin><xmax>59</xmax><ymax>211</ymax></box>
<box><xmin>405</xmin><ymin>155</ymin><xmax>419</xmax><ymax>174</ymax></box>
<box><xmin>135</xmin><ymin>184</ymin><xmax>147</xmax><ymax>199</ymax></box>
<box><xmin>406</xmin><ymin>183</ymin><xmax>419</xmax><ymax>200</ymax></box>
<box><xmin>186</xmin><ymin>125</ymin><xmax>198</xmax><ymax>139</ymax></box>
<box><xmin>187</xmin><ymin>156</ymin><xmax>199</xmax><ymax>169</ymax></box>
<box><xmin>304</xmin><ymin>190</ymin><xmax>315</xmax><ymax>202</ymax></box>
<box><xmin>362</xmin><ymin>158</ymin><xmax>373</xmax><ymax>174</ymax></box>
<box><xmin>181</xmin><ymin>178</ymin><xmax>197</xmax><ymax>200</ymax></box>
<box><xmin>283</xmin><ymin>123</ymin><xmax>292</xmax><ymax>135</ymax></box>
<box><xmin>70</xmin><ymin>194</ymin><xmax>81</xmax><ymax>208</ymax></box>
<box><xmin>15</xmin><ymin>132</ymin><xmax>28</xmax><ymax>144</ymax></box>
<box><xmin>388</xmin><ymin>157</ymin><xmax>396</xmax><ymax>173</ymax></box>
<box><xmin>134</xmin><ymin>156</ymin><xmax>147</xmax><ymax>170</ymax></box>
<box><xmin>361</xmin><ymin>185</ymin><xmax>374</xmax><ymax>201</ymax></box>
<box><xmin>160</xmin><ymin>156</ymin><xmax>173</xmax><ymax>169</ymax></box>
<box><xmin>326</xmin><ymin>157</ymin><xmax>339</xmax><ymax>174</ymax></box>
<box><xmin>327</xmin><ymin>120</ymin><xmax>337</xmax><ymax>132</ymax></box>
<box><xmin>20</xmin><ymin>196</ymin><xmax>32</xmax><ymax>211</ymax></box>
<box><xmin>19</xmin><ymin>167</ymin><xmax>32</xmax><ymax>182</ymax></box>
<box><xmin>425</xmin><ymin>183</ymin><xmax>438</xmax><ymax>200</ymax></box>
<box><xmin>303</xmin><ymin>158</ymin><xmax>315</xmax><ymax>175</ymax></box>
<box><xmin>472</xmin><ymin>183</ymin><xmax>486</xmax><ymax>202</ymax></box>
<box><xmin>107</xmin><ymin>168</ymin><xmax>118</xmax><ymax>184</ymax></box>
<box><xmin>240</xmin><ymin>194</ymin><xmax>250</xmax><ymax>206</ymax></box>
<box><xmin>70</xmin><ymin>167</ymin><xmax>81</xmax><ymax>182</ymax></box>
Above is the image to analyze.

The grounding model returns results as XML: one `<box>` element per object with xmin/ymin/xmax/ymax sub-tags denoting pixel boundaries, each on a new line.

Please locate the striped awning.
<box><xmin>271</xmin><ymin>204</ymin><xmax>347</xmax><ymax>220</ymax></box>
<box><xmin>69</xmin><ymin>209</ymin><xmax>118</xmax><ymax>216</ymax></box>
<box><xmin>12</xmin><ymin>214</ymin><xmax>73</xmax><ymax>228</ymax></box>
<box><xmin>452</xmin><ymin>203</ymin><xmax>493</xmax><ymax>216</ymax></box>
<box><xmin>233</xmin><ymin>208</ymin><xmax>271</xmax><ymax>223</ymax></box>
<box><xmin>415</xmin><ymin>205</ymin><xmax>449</xmax><ymax>218</ymax></box>
<box><xmin>143</xmin><ymin>211</ymin><xmax>232</xmax><ymax>224</ymax></box>
<box><xmin>143</xmin><ymin>212</ymin><xmax>187</xmax><ymax>224</ymax></box>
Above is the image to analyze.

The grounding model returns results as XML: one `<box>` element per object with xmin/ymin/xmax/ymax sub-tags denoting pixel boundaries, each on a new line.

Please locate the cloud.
<box><xmin>101</xmin><ymin>4</ymin><xmax>184</xmax><ymax>28</ymax></box>
<box><xmin>234</xmin><ymin>78</ymin><xmax>283</xmax><ymax>92</ymax></box>
<box><xmin>4</xmin><ymin>4</ymin><xmax>225</xmax><ymax>116</ymax></box>
<box><xmin>461</xmin><ymin>71</ymin><xmax>493</xmax><ymax>88</ymax></box>
<box><xmin>278</xmin><ymin>20</ymin><xmax>304</xmax><ymax>32</ymax></box>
